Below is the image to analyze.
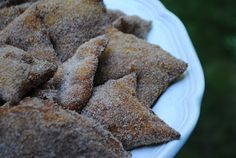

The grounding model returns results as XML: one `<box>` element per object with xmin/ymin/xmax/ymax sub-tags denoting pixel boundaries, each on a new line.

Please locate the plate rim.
<box><xmin>104</xmin><ymin>0</ymin><xmax>205</xmax><ymax>157</ymax></box>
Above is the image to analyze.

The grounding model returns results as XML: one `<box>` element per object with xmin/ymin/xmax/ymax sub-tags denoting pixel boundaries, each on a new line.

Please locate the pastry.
<box><xmin>0</xmin><ymin>7</ymin><xmax>58</xmax><ymax>64</ymax></box>
<box><xmin>95</xmin><ymin>28</ymin><xmax>188</xmax><ymax>107</ymax></box>
<box><xmin>35</xmin><ymin>35</ymin><xmax>108</xmax><ymax>111</ymax></box>
<box><xmin>0</xmin><ymin>97</ymin><xmax>131</xmax><ymax>158</ymax></box>
<box><xmin>0</xmin><ymin>45</ymin><xmax>56</xmax><ymax>104</ymax></box>
<box><xmin>112</xmin><ymin>15</ymin><xmax>151</xmax><ymax>39</ymax></box>
<box><xmin>82</xmin><ymin>74</ymin><xmax>180</xmax><ymax>150</ymax></box>
<box><xmin>35</xmin><ymin>0</ymin><xmax>109</xmax><ymax>62</ymax></box>
<box><xmin>0</xmin><ymin>3</ymin><xmax>31</xmax><ymax>30</ymax></box>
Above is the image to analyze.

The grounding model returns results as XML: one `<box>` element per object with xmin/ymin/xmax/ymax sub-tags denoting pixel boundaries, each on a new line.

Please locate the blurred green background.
<box><xmin>161</xmin><ymin>0</ymin><xmax>236</xmax><ymax>157</ymax></box>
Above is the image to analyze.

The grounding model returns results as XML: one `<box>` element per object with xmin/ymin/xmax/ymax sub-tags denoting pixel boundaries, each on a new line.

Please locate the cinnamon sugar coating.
<box><xmin>35</xmin><ymin>0</ymin><xmax>109</xmax><ymax>62</ymax></box>
<box><xmin>83</xmin><ymin>74</ymin><xmax>180</xmax><ymax>150</ymax></box>
<box><xmin>35</xmin><ymin>35</ymin><xmax>108</xmax><ymax>111</ymax></box>
<box><xmin>0</xmin><ymin>97</ymin><xmax>131</xmax><ymax>158</ymax></box>
<box><xmin>112</xmin><ymin>15</ymin><xmax>151</xmax><ymax>39</ymax></box>
<box><xmin>0</xmin><ymin>6</ymin><xmax>58</xmax><ymax>64</ymax></box>
<box><xmin>0</xmin><ymin>3</ymin><xmax>31</xmax><ymax>31</ymax></box>
<box><xmin>95</xmin><ymin>29</ymin><xmax>188</xmax><ymax>107</ymax></box>
<box><xmin>0</xmin><ymin>45</ymin><xmax>56</xmax><ymax>104</ymax></box>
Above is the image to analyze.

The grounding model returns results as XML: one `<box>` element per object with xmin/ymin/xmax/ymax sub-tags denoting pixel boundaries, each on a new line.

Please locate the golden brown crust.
<box><xmin>82</xmin><ymin>74</ymin><xmax>180</xmax><ymax>150</ymax></box>
<box><xmin>95</xmin><ymin>28</ymin><xmax>188</xmax><ymax>107</ymax></box>
<box><xmin>0</xmin><ymin>97</ymin><xmax>131</xmax><ymax>158</ymax></box>
<box><xmin>35</xmin><ymin>35</ymin><xmax>108</xmax><ymax>111</ymax></box>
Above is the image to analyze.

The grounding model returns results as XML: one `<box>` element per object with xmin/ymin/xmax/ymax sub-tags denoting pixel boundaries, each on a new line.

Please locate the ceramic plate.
<box><xmin>104</xmin><ymin>0</ymin><xmax>205</xmax><ymax>157</ymax></box>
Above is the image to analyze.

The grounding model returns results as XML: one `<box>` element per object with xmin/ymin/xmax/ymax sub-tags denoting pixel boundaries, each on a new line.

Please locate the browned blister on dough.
<box><xmin>82</xmin><ymin>74</ymin><xmax>180</xmax><ymax>150</ymax></box>
<box><xmin>0</xmin><ymin>97</ymin><xmax>131</xmax><ymax>158</ymax></box>
<box><xmin>95</xmin><ymin>29</ymin><xmax>188</xmax><ymax>107</ymax></box>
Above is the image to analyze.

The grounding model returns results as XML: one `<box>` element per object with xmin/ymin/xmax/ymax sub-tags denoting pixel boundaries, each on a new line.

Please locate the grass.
<box><xmin>161</xmin><ymin>0</ymin><xmax>236</xmax><ymax>157</ymax></box>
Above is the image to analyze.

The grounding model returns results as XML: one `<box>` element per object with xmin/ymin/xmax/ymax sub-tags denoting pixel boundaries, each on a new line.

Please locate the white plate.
<box><xmin>104</xmin><ymin>0</ymin><xmax>205</xmax><ymax>158</ymax></box>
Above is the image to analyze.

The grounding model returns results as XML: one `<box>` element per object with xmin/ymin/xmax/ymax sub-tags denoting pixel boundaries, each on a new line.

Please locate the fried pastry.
<box><xmin>107</xmin><ymin>9</ymin><xmax>151</xmax><ymax>39</ymax></box>
<box><xmin>0</xmin><ymin>0</ymin><xmax>151</xmax><ymax>64</ymax></box>
<box><xmin>82</xmin><ymin>73</ymin><xmax>180</xmax><ymax>150</ymax></box>
<box><xmin>0</xmin><ymin>6</ymin><xmax>58</xmax><ymax>64</ymax></box>
<box><xmin>107</xmin><ymin>9</ymin><xmax>125</xmax><ymax>23</ymax></box>
<box><xmin>35</xmin><ymin>35</ymin><xmax>108</xmax><ymax>111</ymax></box>
<box><xmin>35</xmin><ymin>0</ymin><xmax>109</xmax><ymax>62</ymax></box>
<box><xmin>112</xmin><ymin>15</ymin><xmax>152</xmax><ymax>39</ymax></box>
<box><xmin>0</xmin><ymin>97</ymin><xmax>131</xmax><ymax>158</ymax></box>
<box><xmin>0</xmin><ymin>45</ymin><xmax>56</xmax><ymax>105</ymax></box>
<box><xmin>0</xmin><ymin>0</ymin><xmax>38</xmax><ymax>8</ymax></box>
<box><xmin>95</xmin><ymin>29</ymin><xmax>188</xmax><ymax>107</ymax></box>
<box><xmin>0</xmin><ymin>3</ymin><xmax>30</xmax><ymax>31</ymax></box>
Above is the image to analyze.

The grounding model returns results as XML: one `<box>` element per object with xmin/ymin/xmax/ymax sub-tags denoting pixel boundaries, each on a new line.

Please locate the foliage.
<box><xmin>161</xmin><ymin>0</ymin><xmax>236</xmax><ymax>157</ymax></box>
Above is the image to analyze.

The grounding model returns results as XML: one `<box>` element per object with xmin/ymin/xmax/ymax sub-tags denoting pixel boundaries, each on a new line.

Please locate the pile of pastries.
<box><xmin>0</xmin><ymin>0</ymin><xmax>188</xmax><ymax>157</ymax></box>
